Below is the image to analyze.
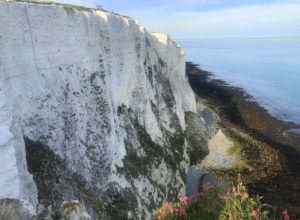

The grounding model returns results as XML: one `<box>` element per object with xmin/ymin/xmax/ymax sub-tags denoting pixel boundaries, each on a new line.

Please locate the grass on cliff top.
<box><xmin>14</xmin><ymin>0</ymin><xmax>131</xmax><ymax>18</ymax></box>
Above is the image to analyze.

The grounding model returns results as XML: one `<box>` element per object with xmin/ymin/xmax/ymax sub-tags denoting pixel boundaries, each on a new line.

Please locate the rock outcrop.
<box><xmin>0</xmin><ymin>199</ymin><xmax>36</xmax><ymax>220</ymax></box>
<box><xmin>0</xmin><ymin>199</ymin><xmax>91</xmax><ymax>220</ymax></box>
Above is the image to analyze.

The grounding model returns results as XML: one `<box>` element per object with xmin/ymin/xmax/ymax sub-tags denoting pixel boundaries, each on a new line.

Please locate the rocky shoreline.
<box><xmin>186</xmin><ymin>62</ymin><xmax>300</xmax><ymax>218</ymax></box>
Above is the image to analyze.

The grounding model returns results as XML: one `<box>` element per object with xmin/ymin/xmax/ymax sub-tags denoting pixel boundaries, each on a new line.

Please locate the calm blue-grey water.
<box><xmin>178</xmin><ymin>37</ymin><xmax>300</xmax><ymax>125</ymax></box>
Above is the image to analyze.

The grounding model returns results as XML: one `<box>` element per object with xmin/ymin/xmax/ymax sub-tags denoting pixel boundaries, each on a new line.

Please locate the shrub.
<box><xmin>156</xmin><ymin>175</ymin><xmax>290</xmax><ymax>220</ymax></box>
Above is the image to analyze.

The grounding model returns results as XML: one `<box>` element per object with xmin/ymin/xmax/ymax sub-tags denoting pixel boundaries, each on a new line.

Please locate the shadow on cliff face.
<box><xmin>116</xmin><ymin>103</ymin><xmax>186</xmax><ymax>218</ymax></box>
<box><xmin>24</xmin><ymin>138</ymin><xmax>137</xmax><ymax>220</ymax></box>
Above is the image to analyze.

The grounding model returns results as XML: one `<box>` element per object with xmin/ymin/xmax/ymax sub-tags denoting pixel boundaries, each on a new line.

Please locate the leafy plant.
<box><xmin>156</xmin><ymin>175</ymin><xmax>290</xmax><ymax>220</ymax></box>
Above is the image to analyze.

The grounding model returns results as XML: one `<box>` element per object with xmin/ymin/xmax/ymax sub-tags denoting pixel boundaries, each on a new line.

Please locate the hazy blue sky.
<box><xmin>55</xmin><ymin>0</ymin><xmax>300</xmax><ymax>38</ymax></box>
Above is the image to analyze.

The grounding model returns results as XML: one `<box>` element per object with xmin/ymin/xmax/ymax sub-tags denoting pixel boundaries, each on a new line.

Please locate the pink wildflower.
<box><xmin>196</xmin><ymin>192</ymin><xmax>205</xmax><ymax>199</ymax></box>
<box><xmin>282</xmin><ymin>210</ymin><xmax>289</xmax><ymax>220</ymax></box>
<box><xmin>157</xmin><ymin>208</ymin><xmax>167</xmax><ymax>220</ymax></box>
<box><xmin>252</xmin><ymin>210</ymin><xmax>259</xmax><ymax>220</ymax></box>
<box><xmin>242</xmin><ymin>192</ymin><xmax>248</xmax><ymax>201</ymax></box>
<box><xmin>188</xmin><ymin>195</ymin><xmax>196</xmax><ymax>204</ymax></box>
<box><xmin>232</xmin><ymin>187</ymin><xmax>238</xmax><ymax>197</ymax></box>
<box><xmin>179</xmin><ymin>195</ymin><xmax>188</xmax><ymax>205</ymax></box>
<box><xmin>218</xmin><ymin>194</ymin><xmax>226</xmax><ymax>200</ymax></box>
<box><xmin>202</xmin><ymin>181</ymin><xmax>214</xmax><ymax>190</ymax></box>
<box><xmin>166</xmin><ymin>202</ymin><xmax>174</xmax><ymax>214</ymax></box>
<box><xmin>178</xmin><ymin>207</ymin><xmax>186</xmax><ymax>216</ymax></box>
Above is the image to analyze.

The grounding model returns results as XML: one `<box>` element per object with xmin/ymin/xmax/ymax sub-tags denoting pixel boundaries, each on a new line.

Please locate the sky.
<box><xmin>53</xmin><ymin>0</ymin><xmax>300</xmax><ymax>38</ymax></box>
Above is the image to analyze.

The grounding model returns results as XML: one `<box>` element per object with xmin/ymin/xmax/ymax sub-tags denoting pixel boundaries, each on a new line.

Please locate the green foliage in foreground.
<box><xmin>156</xmin><ymin>175</ymin><xmax>290</xmax><ymax>220</ymax></box>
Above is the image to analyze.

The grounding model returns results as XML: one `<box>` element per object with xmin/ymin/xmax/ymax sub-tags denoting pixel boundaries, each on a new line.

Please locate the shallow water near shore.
<box><xmin>178</xmin><ymin>37</ymin><xmax>300</xmax><ymax>126</ymax></box>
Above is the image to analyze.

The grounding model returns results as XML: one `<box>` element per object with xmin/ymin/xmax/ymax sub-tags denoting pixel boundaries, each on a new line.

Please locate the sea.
<box><xmin>178</xmin><ymin>37</ymin><xmax>300</xmax><ymax>127</ymax></box>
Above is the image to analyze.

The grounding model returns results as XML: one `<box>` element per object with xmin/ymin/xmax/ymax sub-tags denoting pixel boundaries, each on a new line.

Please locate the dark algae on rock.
<box><xmin>186</xmin><ymin>62</ymin><xmax>300</xmax><ymax>218</ymax></box>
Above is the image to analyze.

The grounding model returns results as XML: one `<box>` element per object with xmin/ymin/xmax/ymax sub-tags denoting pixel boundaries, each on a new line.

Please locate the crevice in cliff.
<box><xmin>24</xmin><ymin>5</ymin><xmax>39</xmax><ymax>71</ymax></box>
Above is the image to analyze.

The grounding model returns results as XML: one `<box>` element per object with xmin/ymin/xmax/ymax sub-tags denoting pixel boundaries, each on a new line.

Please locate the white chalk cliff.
<box><xmin>0</xmin><ymin>1</ymin><xmax>227</xmax><ymax>219</ymax></box>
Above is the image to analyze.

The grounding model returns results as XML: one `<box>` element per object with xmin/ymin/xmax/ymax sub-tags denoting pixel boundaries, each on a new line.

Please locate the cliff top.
<box><xmin>2</xmin><ymin>0</ymin><xmax>184</xmax><ymax>49</ymax></box>
<box><xmin>3</xmin><ymin>0</ymin><xmax>132</xmax><ymax>18</ymax></box>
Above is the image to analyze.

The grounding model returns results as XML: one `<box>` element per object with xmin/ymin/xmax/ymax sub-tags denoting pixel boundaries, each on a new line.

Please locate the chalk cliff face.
<box><xmin>0</xmin><ymin>1</ymin><xmax>226</xmax><ymax>219</ymax></box>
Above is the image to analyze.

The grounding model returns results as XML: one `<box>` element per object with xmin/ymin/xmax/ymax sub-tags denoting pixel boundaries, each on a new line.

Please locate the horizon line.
<box><xmin>175</xmin><ymin>35</ymin><xmax>300</xmax><ymax>40</ymax></box>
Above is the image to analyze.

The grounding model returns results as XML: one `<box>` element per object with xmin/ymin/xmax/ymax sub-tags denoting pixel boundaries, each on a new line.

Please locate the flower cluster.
<box><xmin>157</xmin><ymin>202</ymin><xmax>174</xmax><ymax>219</ymax></box>
<box><xmin>157</xmin><ymin>181</ymin><xmax>224</xmax><ymax>220</ymax></box>
<box><xmin>156</xmin><ymin>201</ymin><xmax>187</xmax><ymax>220</ymax></box>
<box><xmin>219</xmin><ymin>179</ymin><xmax>259</xmax><ymax>220</ymax></box>
<box><xmin>156</xmin><ymin>175</ymin><xmax>291</xmax><ymax>220</ymax></box>
<box><xmin>282</xmin><ymin>210</ymin><xmax>289</xmax><ymax>220</ymax></box>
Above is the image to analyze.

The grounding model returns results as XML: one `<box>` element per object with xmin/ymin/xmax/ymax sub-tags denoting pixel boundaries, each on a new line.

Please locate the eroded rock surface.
<box><xmin>0</xmin><ymin>199</ymin><xmax>35</xmax><ymax>220</ymax></box>
<box><xmin>0</xmin><ymin>1</ymin><xmax>199</xmax><ymax>219</ymax></box>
